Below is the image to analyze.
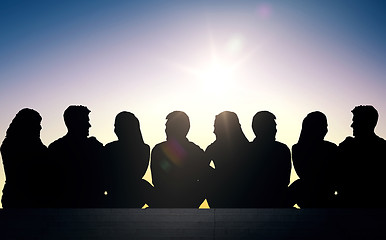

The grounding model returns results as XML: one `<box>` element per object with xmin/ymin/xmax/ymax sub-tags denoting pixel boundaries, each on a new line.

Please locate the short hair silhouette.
<box><xmin>299</xmin><ymin>111</ymin><xmax>328</xmax><ymax>143</ymax></box>
<box><xmin>248</xmin><ymin>110</ymin><xmax>291</xmax><ymax>207</ymax></box>
<box><xmin>165</xmin><ymin>111</ymin><xmax>190</xmax><ymax>139</ymax></box>
<box><xmin>63</xmin><ymin>105</ymin><xmax>91</xmax><ymax>130</ymax></box>
<box><xmin>351</xmin><ymin>105</ymin><xmax>378</xmax><ymax>138</ymax></box>
<box><xmin>6</xmin><ymin>108</ymin><xmax>42</xmax><ymax>139</ymax></box>
<box><xmin>114</xmin><ymin>111</ymin><xmax>145</xmax><ymax>143</ymax></box>
<box><xmin>336</xmin><ymin>105</ymin><xmax>386</xmax><ymax>207</ymax></box>
<box><xmin>48</xmin><ymin>105</ymin><xmax>104</xmax><ymax>207</ymax></box>
<box><xmin>151</xmin><ymin>111</ymin><xmax>208</xmax><ymax>207</ymax></box>
<box><xmin>252</xmin><ymin>111</ymin><xmax>277</xmax><ymax>141</ymax></box>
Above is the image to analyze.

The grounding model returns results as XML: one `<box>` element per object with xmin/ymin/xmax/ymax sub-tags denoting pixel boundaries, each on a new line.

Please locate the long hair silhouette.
<box><xmin>1</xmin><ymin>108</ymin><xmax>48</xmax><ymax>208</ymax></box>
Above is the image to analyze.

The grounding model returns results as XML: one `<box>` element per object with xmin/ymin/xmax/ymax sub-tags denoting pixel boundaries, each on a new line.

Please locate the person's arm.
<box><xmin>137</xmin><ymin>144</ymin><xmax>150</xmax><ymax>179</ymax></box>
<box><xmin>150</xmin><ymin>144</ymin><xmax>163</xmax><ymax>188</ymax></box>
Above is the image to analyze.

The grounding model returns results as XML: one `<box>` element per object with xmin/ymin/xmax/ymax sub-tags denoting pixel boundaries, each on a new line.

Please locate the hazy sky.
<box><xmin>1</xmin><ymin>0</ymin><xmax>385</xmax><ymax>208</ymax></box>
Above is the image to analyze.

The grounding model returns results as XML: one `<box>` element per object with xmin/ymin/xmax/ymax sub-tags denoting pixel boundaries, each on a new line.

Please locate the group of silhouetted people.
<box><xmin>1</xmin><ymin>105</ymin><xmax>386</xmax><ymax>208</ymax></box>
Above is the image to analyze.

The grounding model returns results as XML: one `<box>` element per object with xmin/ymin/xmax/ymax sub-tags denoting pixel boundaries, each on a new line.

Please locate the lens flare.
<box><xmin>161</xmin><ymin>139</ymin><xmax>187</xmax><ymax>166</ymax></box>
<box><xmin>257</xmin><ymin>3</ymin><xmax>272</xmax><ymax>19</ymax></box>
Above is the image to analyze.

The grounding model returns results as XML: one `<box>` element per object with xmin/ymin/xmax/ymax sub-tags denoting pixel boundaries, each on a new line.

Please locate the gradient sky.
<box><xmin>1</xmin><ymin>0</ymin><xmax>385</xmax><ymax>208</ymax></box>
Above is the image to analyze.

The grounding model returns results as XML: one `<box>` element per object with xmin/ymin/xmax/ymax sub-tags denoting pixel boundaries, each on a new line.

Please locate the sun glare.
<box><xmin>198</xmin><ymin>61</ymin><xmax>234</xmax><ymax>94</ymax></box>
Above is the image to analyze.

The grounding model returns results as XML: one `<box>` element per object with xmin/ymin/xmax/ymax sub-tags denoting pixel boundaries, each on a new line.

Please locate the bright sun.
<box><xmin>198</xmin><ymin>61</ymin><xmax>234</xmax><ymax>94</ymax></box>
<box><xmin>161</xmin><ymin>30</ymin><xmax>258</xmax><ymax>98</ymax></box>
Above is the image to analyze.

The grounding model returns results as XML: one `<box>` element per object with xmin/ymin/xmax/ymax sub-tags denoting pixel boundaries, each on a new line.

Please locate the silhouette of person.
<box><xmin>288</xmin><ymin>111</ymin><xmax>338</xmax><ymax>208</ymax></box>
<box><xmin>247</xmin><ymin>111</ymin><xmax>291</xmax><ymax>207</ymax></box>
<box><xmin>336</xmin><ymin>105</ymin><xmax>386</xmax><ymax>207</ymax></box>
<box><xmin>104</xmin><ymin>111</ymin><xmax>153</xmax><ymax>207</ymax></box>
<box><xmin>48</xmin><ymin>105</ymin><xmax>105</xmax><ymax>207</ymax></box>
<box><xmin>150</xmin><ymin>111</ymin><xmax>209</xmax><ymax>207</ymax></box>
<box><xmin>205</xmin><ymin>111</ymin><xmax>250</xmax><ymax>208</ymax></box>
<box><xmin>1</xmin><ymin>108</ymin><xmax>49</xmax><ymax>208</ymax></box>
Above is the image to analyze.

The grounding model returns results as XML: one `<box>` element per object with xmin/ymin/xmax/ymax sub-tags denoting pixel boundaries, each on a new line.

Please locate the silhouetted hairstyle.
<box><xmin>104</xmin><ymin>111</ymin><xmax>152</xmax><ymax>207</ymax></box>
<box><xmin>298</xmin><ymin>111</ymin><xmax>328</xmax><ymax>143</ymax></box>
<box><xmin>6</xmin><ymin>108</ymin><xmax>42</xmax><ymax>139</ymax></box>
<box><xmin>214</xmin><ymin>111</ymin><xmax>248</xmax><ymax>143</ymax></box>
<box><xmin>252</xmin><ymin>111</ymin><xmax>276</xmax><ymax>133</ymax></box>
<box><xmin>351</xmin><ymin>105</ymin><xmax>378</xmax><ymax>129</ymax></box>
<box><xmin>114</xmin><ymin>111</ymin><xmax>145</xmax><ymax>144</ymax></box>
<box><xmin>288</xmin><ymin>111</ymin><xmax>338</xmax><ymax>208</ymax></box>
<box><xmin>205</xmin><ymin>111</ymin><xmax>250</xmax><ymax>207</ymax></box>
<box><xmin>63</xmin><ymin>105</ymin><xmax>90</xmax><ymax>129</ymax></box>
<box><xmin>1</xmin><ymin>108</ymin><xmax>49</xmax><ymax>208</ymax></box>
<box><xmin>151</xmin><ymin>110</ymin><xmax>208</xmax><ymax>207</ymax></box>
<box><xmin>166</xmin><ymin>111</ymin><xmax>190</xmax><ymax>137</ymax></box>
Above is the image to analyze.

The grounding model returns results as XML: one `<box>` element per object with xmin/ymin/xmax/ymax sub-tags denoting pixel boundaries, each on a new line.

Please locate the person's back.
<box><xmin>104</xmin><ymin>111</ymin><xmax>151</xmax><ymax>207</ymax></box>
<box><xmin>150</xmin><ymin>111</ymin><xmax>209</xmax><ymax>207</ymax></box>
<box><xmin>248</xmin><ymin>111</ymin><xmax>291</xmax><ymax>207</ymax></box>
<box><xmin>205</xmin><ymin>111</ymin><xmax>250</xmax><ymax>208</ymax></box>
<box><xmin>289</xmin><ymin>111</ymin><xmax>338</xmax><ymax>208</ymax></box>
<box><xmin>48</xmin><ymin>105</ymin><xmax>105</xmax><ymax>207</ymax></box>
<box><xmin>1</xmin><ymin>108</ymin><xmax>49</xmax><ymax>208</ymax></box>
<box><xmin>337</xmin><ymin>105</ymin><xmax>386</xmax><ymax>207</ymax></box>
<box><xmin>249</xmin><ymin>139</ymin><xmax>291</xmax><ymax>207</ymax></box>
<box><xmin>291</xmin><ymin>141</ymin><xmax>338</xmax><ymax>206</ymax></box>
<box><xmin>49</xmin><ymin>135</ymin><xmax>104</xmax><ymax>207</ymax></box>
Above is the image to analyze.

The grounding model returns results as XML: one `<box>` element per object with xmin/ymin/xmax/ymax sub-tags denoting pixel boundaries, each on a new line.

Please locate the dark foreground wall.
<box><xmin>1</xmin><ymin>209</ymin><xmax>385</xmax><ymax>240</ymax></box>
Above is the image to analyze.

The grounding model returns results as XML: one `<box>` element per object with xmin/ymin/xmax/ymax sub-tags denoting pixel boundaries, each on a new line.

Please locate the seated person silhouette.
<box><xmin>336</xmin><ymin>105</ymin><xmax>386</xmax><ymax>207</ymax></box>
<box><xmin>205</xmin><ymin>111</ymin><xmax>250</xmax><ymax>208</ymax></box>
<box><xmin>104</xmin><ymin>111</ymin><xmax>153</xmax><ymax>207</ymax></box>
<box><xmin>247</xmin><ymin>111</ymin><xmax>291</xmax><ymax>207</ymax></box>
<box><xmin>288</xmin><ymin>111</ymin><xmax>338</xmax><ymax>208</ymax></box>
<box><xmin>150</xmin><ymin>111</ymin><xmax>209</xmax><ymax>207</ymax></box>
<box><xmin>48</xmin><ymin>105</ymin><xmax>105</xmax><ymax>207</ymax></box>
<box><xmin>1</xmin><ymin>108</ymin><xmax>49</xmax><ymax>208</ymax></box>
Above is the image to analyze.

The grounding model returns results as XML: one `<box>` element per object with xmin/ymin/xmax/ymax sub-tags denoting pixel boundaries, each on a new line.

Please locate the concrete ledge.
<box><xmin>1</xmin><ymin>209</ymin><xmax>385</xmax><ymax>239</ymax></box>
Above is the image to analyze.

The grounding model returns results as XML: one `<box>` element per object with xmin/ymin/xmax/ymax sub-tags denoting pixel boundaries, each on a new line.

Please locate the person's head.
<box><xmin>351</xmin><ymin>105</ymin><xmax>378</xmax><ymax>138</ymax></box>
<box><xmin>213</xmin><ymin>111</ymin><xmax>245</xmax><ymax>143</ymax></box>
<box><xmin>165</xmin><ymin>111</ymin><xmax>190</xmax><ymax>140</ymax></box>
<box><xmin>6</xmin><ymin>108</ymin><xmax>42</xmax><ymax>140</ymax></box>
<box><xmin>299</xmin><ymin>111</ymin><xmax>328</xmax><ymax>143</ymax></box>
<box><xmin>114</xmin><ymin>111</ymin><xmax>144</xmax><ymax>143</ymax></box>
<box><xmin>252</xmin><ymin>111</ymin><xmax>277</xmax><ymax>142</ymax></box>
<box><xmin>63</xmin><ymin>105</ymin><xmax>91</xmax><ymax>138</ymax></box>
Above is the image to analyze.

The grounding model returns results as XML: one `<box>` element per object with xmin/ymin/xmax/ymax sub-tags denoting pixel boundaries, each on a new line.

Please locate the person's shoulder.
<box><xmin>292</xmin><ymin>142</ymin><xmax>299</xmax><ymax>151</ymax></box>
<box><xmin>104</xmin><ymin>140</ymin><xmax>119</xmax><ymax>153</ymax></box>
<box><xmin>1</xmin><ymin>137</ymin><xmax>10</xmax><ymax>149</ymax></box>
<box><xmin>138</xmin><ymin>142</ymin><xmax>150</xmax><ymax>156</ymax></box>
<box><xmin>88</xmin><ymin>136</ymin><xmax>102</xmax><ymax>144</ymax></box>
<box><xmin>37</xmin><ymin>139</ymin><xmax>48</xmax><ymax>150</ymax></box>
<box><xmin>339</xmin><ymin>136</ymin><xmax>355</xmax><ymax>148</ymax></box>
<box><xmin>205</xmin><ymin>141</ymin><xmax>217</xmax><ymax>153</ymax></box>
<box><xmin>143</xmin><ymin>143</ymin><xmax>150</xmax><ymax>151</ymax></box>
<box><xmin>274</xmin><ymin>141</ymin><xmax>290</xmax><ymax>151</ymax></box>
<box><xmin>323</xmin><ymin>140</ymin><xmax>338</xmax><ymax>149</ymax></box>
<box><xmin>104</xmin><ymin>140</ymin><xmax>119</xmax><ymax>148</ymax></box>
<box><xmin>187</xmin><ymin>140</ymin><xmax>204</xmax><ymax>152</ymax></box>
<box><xmin>376</xmin><ymin>135</ymin><xmax>386</xmax><ymax>143</ymax></box>
<box><xmin>48</xmin><ymin>136</ymin><xmax>66</xmax><ymax>149</ymax></box>
<box><xmin>152</xmin><ymin>141</ymin><xmax>166</xmax><ymax>152</ymax></box>
<box><xmin>87</xmin><ymin>136</ymin><xmax>104</xmax><ymax>148</ymax></box>
<box><xmin>154</xmin><ymin>141</ymin><xmax>166</xmax><ymax>148</ymax></box>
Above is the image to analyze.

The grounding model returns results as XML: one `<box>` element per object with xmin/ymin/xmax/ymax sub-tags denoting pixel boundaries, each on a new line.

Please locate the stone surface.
<box><xmin>1</xmin><ymin>209</ymin><xmax>385</xmax><ymax>239</ymax></box>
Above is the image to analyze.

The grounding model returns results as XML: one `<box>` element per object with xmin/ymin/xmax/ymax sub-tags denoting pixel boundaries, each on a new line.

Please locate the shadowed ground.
<box><xmin>1</xmin><ymin>209</ymin><xmax>385</xmax><ymax>239</ymax></box>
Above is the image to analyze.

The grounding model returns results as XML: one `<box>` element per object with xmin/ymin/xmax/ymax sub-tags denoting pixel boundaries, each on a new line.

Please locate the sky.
<box><xmin>0</xmin><ymin>0</ymin><xmax>385</xmax><ymax>208</ymax></box>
